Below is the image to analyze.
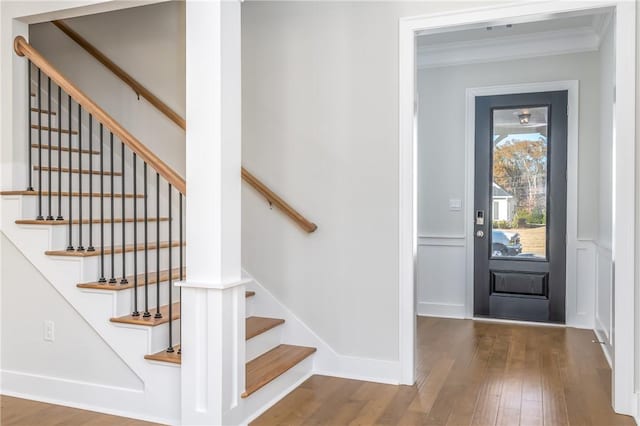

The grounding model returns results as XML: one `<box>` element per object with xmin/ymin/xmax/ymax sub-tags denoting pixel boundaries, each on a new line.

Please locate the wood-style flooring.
<box><xmin>0</xmin><ymin>395</ymin><xmax>160</xmax><ymax>426</ymax></box>
<box><xmin>252</xmin><ymin>317</ymin><xmax>635</xmax><ymax>425</ymax></box>
<box><xmin>0</xmin><ymin>317</ymin><xmax>633</xmax><ymax>425</ymax></box>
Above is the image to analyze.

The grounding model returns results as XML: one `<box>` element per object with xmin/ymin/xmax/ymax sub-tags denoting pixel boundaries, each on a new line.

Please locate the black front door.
<box><xmin>474</xmin><ymin>91</ymin><xmax>567</xmax><ymax>323</ymax></box>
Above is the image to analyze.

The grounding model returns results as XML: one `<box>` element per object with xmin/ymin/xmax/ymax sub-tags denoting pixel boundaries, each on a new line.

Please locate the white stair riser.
<box><xmin>48</xmin><ymin>246</ymin><xmax>183</xmax><ymax>283</ymax></box>
<box><xmin>20</xmin><ymin>194</ymin><xmax>180</xmax><ymax>224</ymax></box>
<box><xmin>36</xmin><ymin>220</ymin><xmax>177</xmax><ymax>247</ymax></box>
<box><xmin>113</xmin><ymin>282</ymin><xmax>182</xmax><ymax>317</ymax></box>
<box><xmin>246</xmin><ymin>326</ymin><xmax>282</xmax><ymax>362</ymax></box>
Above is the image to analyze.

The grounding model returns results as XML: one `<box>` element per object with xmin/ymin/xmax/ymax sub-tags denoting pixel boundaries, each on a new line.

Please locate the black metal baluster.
<box><xmin>155</xmin><ymin>173</ymin><xmax>162</xmax><ymax>319</ymax></box>
<box><xmin>56</xmin><ymin>85</ymin><xmax>63</xmax><ymax>220</ymax></box>
<box><xmin>167</xmin><ymin>184</ymin><xmax>174</xmax><ymax>353</ymax></box>
<box><xmin>99</xmin><ymin>124</ymin><xmax>106</xmax><ymax>283</ymax></box>
<box><xmin>132</xmin><ymin>153</ymin><xmax>139</xmax><ymax>316</ymax></box>
<box><xmin>27</xmin><ymin>61</ymin><xmax>33</xmax><ymax>192</ymax></box>
<box><xmin>143</xmin><ymin>163</ymin><xmax>150</xmax><ymax>317</ymax></box>
<box><xmin>36</xmin><ymin>68</ymin><xmax>43</xmax><ymax>220</ymax></box>
<box><xmin>109</xmin><ymin>133</ymin><xmax>116</xmax><ymax>284</ymax></box>
<box><xmin>87</xmin><ymin>115</ymin><xmax>94</xmax><ymax>251</ymax></box>
<box><xmin>121</xmin><ymin>142</ymin><xmax>127</xmax><ymax>285</ymax></box>
<box><xmin>178</xmin><ymin>193</ymin><xmax>183</xmax><ymax>354</ymax></box>
<box><xmin>76</xmin><ymin>104</ymin><xmax>84</xmax><ymax>251</ymax></box>
<box><xmin>46</xmin><ymin>77</ymin><xmax>53</xmax><ymax>220</ymax></box>
<box><xmin>66</xmin><ymin>95</ymin><xmax>73</xmax><ymax>251</ymax></box>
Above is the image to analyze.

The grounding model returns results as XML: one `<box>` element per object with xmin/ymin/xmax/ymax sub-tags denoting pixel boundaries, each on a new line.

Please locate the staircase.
<box><xmin>1</xmin><ymin>35</ymin><xmax>316</xmax><ymax>424</ymax></box>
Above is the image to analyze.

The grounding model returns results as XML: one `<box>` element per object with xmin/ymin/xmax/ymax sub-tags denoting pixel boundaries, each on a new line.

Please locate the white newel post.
<box><xmin>181</xmin><ymin>1</ymin><xmax>244</xmax><ymax>425</ymax></box>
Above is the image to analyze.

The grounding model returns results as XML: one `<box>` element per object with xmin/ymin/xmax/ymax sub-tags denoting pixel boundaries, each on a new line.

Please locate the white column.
<box><xmin>181</xmin><ymin>1</ymin><xmax>244</xmax><ymax>424</ymax></box>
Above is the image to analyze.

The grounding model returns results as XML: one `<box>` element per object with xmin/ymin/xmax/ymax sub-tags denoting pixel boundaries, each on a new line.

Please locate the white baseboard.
<box><xmin>593</xmin><ymin>326</ymin><xmax>613</xmax><ymax>368</ymax></box>
<box><xmin>417</xmin><ymin>301</ymin><xmax>466</xmax><ymax>319</ymax></box>
<box><xmin>244</xmin><ymin>271</ymin><xmax>402</xmax><ymax>385</ymax></box>
<box><xmin>0</xmin><ymin>370</ymin><xmax>176</xmax><ymax>425</ymax></box>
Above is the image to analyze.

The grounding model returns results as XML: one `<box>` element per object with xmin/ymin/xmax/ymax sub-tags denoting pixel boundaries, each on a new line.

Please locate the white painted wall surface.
<box><xmin>28</xmin><ymin>1</ymin><xmax>185</xmax><ymax>175</ymax></box>
<box><xmin>0</xmin><ymin>234</ymin><xmax>142</xmax><ymax>390</ymax></box>
<box><xmin>416</xmin><ymin>51</ymin><xmax>601</xmax><ymax>318</ymax></box>
<box><xmin>595</xmin><ymin>18</ymin><xmax>614</xmax><ymax>357</ymax></box>
<box><xmin>241</xmin><ymin>1</ymin><xmax>494</xmax><ymax>361</ymax></box>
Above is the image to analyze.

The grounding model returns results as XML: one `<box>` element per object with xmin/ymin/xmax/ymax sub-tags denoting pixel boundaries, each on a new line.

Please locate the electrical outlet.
<box><xmin>44</xmin><ymin>320</ymin><xmax>55</xmax><ymax>342</ymax></box>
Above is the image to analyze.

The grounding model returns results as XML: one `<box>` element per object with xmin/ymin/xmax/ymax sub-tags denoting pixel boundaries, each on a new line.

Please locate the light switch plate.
<box><xmin>449</xmin><ymin>198</ymin><xmax>462</xmax><ymax>211</ymax></box>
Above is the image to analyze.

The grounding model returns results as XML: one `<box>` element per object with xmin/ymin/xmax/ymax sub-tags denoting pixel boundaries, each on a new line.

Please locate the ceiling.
<box><xmin>418</xmin><ymin>14</ymin><xmax>605</xmax><ymax>47</ymax></box>
<box><xmin>416</xmin><ymin>11</ymin><xmax>612</xmax><ymax>69</ymax></box>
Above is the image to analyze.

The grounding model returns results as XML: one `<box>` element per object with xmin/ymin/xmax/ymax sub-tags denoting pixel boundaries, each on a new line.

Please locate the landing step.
<box><xmin>242</xmin><ymin>345</ymin><xmax>316</xmax><ymax>398</ymax></box>
<box><xmin>111</xmin><ymin>302</ymin><xmax>180</xmax><ymax>326</ymax></box>
<box><xmin>45</xmin><ymin>240</ymin><xmax>183</xmax><ymax>257</ymax></box>
<box><xmin>145</xmin><ymin>345</ymin><xmax>181</xmax><ymax>364</ymax></box>
<box><xmin>31</xmin><ymin>124</ymin><xmax>78</xmax><ymax>135</ymax></box>
<box><xmin>16</xmin><ymin>217</ymin><xmax>169</xmax><ymax>226</ymax></box>
<box><xmin>0</xmin><ymin>190</ymin><xmax>143</xmax><ymax>198</ymax></box>
<box><xmin>34</xmin><ymin>166</ymin><xmax>122</xmax><ymax>176</ymax></box>
<box><xmin>31</xmin><ymin>144</ymin><xmax>99</xmax><ymax>155</ymax></box>
<box><xmin>31</xmin><ymin>108</ymin><xmax>56</xmax><ymax>115</ymax></box>
<box><xmin>246</xmin><ymin>316</ymin><xmax>285</xmax><ymax>340</ymax></box>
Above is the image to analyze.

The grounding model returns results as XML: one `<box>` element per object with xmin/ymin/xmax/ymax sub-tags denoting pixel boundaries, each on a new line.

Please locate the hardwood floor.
<box><xmin>0</xmin><ymin>396</ymin><xmax>160</xmax><ymax>426</ymax></box>
<box><xmin>252</xmin><ymin>317</ymin><xmax>635</xmax><ymax>425</ymax></box>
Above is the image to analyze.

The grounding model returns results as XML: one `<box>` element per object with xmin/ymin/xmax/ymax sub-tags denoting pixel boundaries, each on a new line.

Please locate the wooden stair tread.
<box><xmin>34</xmin><ymin>166</ymin><xmax>122</xmax><ymax>176</ymax></box>
<box><xmin>78</xmin><ymin>268</ymin><xmax>184</xmax><ymax>290</ymax></box>
<box><xmin>31</xmin><ymin>124</ymin><xmax>78</xmax><ymax>135</ymax></box>
<box><xmin>31</xmin><ymin>144</ymin><xmax>99</xmax><ymax>154</ymax></box>
<box><xmin>145</xmin><ymin>345</ymin><xmax>181</xmax><ymax>364</ymax></box>
<box><xmin>111</xmin><ymin>302</ymin><xmax>180</xmax><ymax>326</ymax></box>
<box><xmin>246</xmin><ymin>316</ymin><xmax>285</xmax><ymax>340</ymax></box>
<box><xmin>45</xmin><ymin>240</ymin><xmax>183</xmax><ymax>257</ymax></box>
<box><xmin>0</xmin><ymin>190</ymin><xmax>143</xmax><ymax>198</ymax></box>
<box><xmin>17</xmin><ymin>217</ymin><xmax>169</xmax><ymax>226</ymax></box>
<box><xmin>242</xmin><ymin>344</ymin><xmax>316</xmax><ymax>398</ymax></box>
<box><xmin>31</xmin><ymin>108</ymin><xmax>56</xmax><ymax>115</ymax></box>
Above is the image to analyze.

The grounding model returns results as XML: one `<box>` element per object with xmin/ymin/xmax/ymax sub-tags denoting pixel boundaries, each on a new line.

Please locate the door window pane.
<box><xmin>491</xmin><ymin>106</ymin><xmax>548</xmax><ymax>260</ymax></box>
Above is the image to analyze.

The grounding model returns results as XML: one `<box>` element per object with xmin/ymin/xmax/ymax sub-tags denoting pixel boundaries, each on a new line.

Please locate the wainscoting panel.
<box><xmin>417</xmin><ymin>235</ymin><xmax>466</xmax><ymax>318</ymax></box>
<box><xmin>595</xmin><ymin>244</ymin><xmax>612</xmax><ymax>362</ymax></box>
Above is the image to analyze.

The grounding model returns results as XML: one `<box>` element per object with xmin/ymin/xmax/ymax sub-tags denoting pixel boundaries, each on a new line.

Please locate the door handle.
<box><xmin>476</xmin><ymin>230</ymin><xmax>485</xmax><ymax>238</ymax></box>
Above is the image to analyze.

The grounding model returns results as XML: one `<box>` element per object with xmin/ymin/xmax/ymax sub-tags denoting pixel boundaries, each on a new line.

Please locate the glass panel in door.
<box><xmin>491</xmin><ymin>106</ymin><xmax>548</xmax><ymax>260</ymax></box>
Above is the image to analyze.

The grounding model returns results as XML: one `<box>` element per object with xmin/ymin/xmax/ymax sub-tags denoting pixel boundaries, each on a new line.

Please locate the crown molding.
<box><xmin>417</xmin><ymin>26</ymin><xmax>601</xmax><ymax>69</ymax></box>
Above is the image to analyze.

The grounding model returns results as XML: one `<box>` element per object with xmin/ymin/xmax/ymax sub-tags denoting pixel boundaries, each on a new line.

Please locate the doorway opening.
<box><xmin>399</xmin><ymin>2</ymin><xmax>636</xmax><ymax>417</ymax></box>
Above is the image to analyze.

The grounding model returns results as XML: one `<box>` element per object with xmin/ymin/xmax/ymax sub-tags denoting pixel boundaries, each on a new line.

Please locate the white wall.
<box><xmin>416</xmin><ymin>50</ymin><xmax>602</xmax><ymax>319</ymax></box>
<box><xmin>0</xmin><ymin>234</ymin><xmax>142</xmax><ymax>390</ymax></box>
<box><xmin>28</xmin><ymin>1</ymin><xmax>185</xmax><ymax>176</ymax></box>
<box><xmin>241</xmin><ymin>1</ymin><xmax>494</xmax><ymax>362</ymax></box>
<box><xmin>595</xmin><ymin>18</ymin><xmax>614</xmax><ymax>358</ymax></box>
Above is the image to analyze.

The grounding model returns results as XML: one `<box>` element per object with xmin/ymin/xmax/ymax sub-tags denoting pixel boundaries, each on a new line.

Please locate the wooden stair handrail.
<box><xmin>42</xmin><ymin>24</ymin><xmax>318</xmax><ymax>233</ymax></box>
<box><xmin>51</xmin><ymin>20</ymin><xmax>186</xmax><ymax>130</ymax></box>
<box><xmin>241</xmin><ymin>168</ymin><xmax>317</xmax><ymax>233</ymax></box>
<box><xmin>14</xmin><ymin>36</ymin><xmax>187</xmax><ymax>195</ymax></box>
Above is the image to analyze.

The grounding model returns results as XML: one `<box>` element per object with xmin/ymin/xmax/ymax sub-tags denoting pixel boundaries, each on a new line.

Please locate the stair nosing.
<box><xmin>16</xmin><ymin>217</ymin><xmax>169</xmax><ymax>226</ymax></box>
<box><xmin>30</xmin><ymin>143</ymin><xmax>99</xmax><ymax>155</ymax></box>
<box><xmin>110</xmin><ymin>302</ymin><xmax>180</xmax><ymax>327</ymax></box>
<box><xmin>45</xmin><ymin>241</ymin><xmax>184</xmax><ymax>257</ymax></box>
<box><xmin>246</xmin><ymin>316</ymin><xmax>285</xmax><ymax>340</ymax></box>
<box><xmin>241</xmin><ymin>344</ymin><xmax>317</xmax><ymax>398</ymax></box>
<box><xmin>33</xmin><ymin>166</ymin><xmax>122</xmax><ymax>176</ymax></box>
<box><xmin>0</xmin><ymin>190</ymin><xmax>144</xmax><ymax>198</ymax></box>
<box><xmin>31</xmin><ymin>124</ymin><xmax>78</xmax><ymax>135</ymax></box>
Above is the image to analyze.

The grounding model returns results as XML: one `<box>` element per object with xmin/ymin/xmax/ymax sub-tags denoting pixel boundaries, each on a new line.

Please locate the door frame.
<box><xmin>398</xmin><ymin>1</ymin><xmax>636</xmax><ymax>416</ymax></box>
<box><xmin>465</xmin><ymin>82</ymin><xmax>578</xmax><ymax>324</ymax></box>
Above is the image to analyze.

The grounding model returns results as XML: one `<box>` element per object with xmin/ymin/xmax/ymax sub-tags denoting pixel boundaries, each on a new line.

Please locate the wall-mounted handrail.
<box><xmin>52</xmin><ymin>20</ymin><xmax>186</xmax><ymax>130</ymax></box>
<box><xmin>241</xmin><ymin>168</ymin><xmax>317</xmax><ymax>233</ymax></box>
<box><xmin>51</xmin><ymin>21</ymin><xmax>318</xmax><ymax>233</ymax></box>
<box><xmin>14</xmin><ymin>36</ymin><xmax>187</xmax><ymax>195</ymax></box>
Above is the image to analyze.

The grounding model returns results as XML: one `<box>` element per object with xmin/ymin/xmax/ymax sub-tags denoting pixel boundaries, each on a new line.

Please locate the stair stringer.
<box><xmin>1</xmin><ymin>194</ymin><xmax>180</xmax><ymax>425</ymax></box>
